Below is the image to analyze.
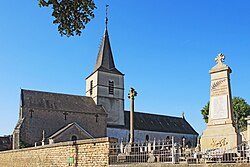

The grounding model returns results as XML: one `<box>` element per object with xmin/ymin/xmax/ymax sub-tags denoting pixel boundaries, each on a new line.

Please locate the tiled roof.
<box><xmin>108</xmin><ymin>111</ymin><xmax>198</xmax><ymax>135</ymax></box>
<box><xmin>21</xmin><ymin>89</ymin><xmax>106</xmax><ymax>115</ymax></box>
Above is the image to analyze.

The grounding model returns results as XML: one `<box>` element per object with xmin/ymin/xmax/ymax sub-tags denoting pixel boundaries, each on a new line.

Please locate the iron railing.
<box><xmin>109</xmin><ymin>138</ymin><xmax>250</xmax><ymax>165</ymax></box>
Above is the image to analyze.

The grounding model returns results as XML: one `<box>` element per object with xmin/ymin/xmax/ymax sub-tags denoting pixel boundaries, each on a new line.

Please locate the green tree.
<box><xmin>201</xmin><ymin>102</ymin><xmax>209</xmax><ymax>123</ymax></box>
<box><xmin>201</xmin><ymin>97</ymin><xmax>250</xmax><ymax>132</ymax></box>
<box><xmin>39</xmin><ymin>0</ymin><xmax>96</xmax><ymax>37</ymax></box>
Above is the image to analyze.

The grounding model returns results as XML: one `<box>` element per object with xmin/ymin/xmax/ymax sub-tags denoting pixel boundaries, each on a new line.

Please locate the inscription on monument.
<box><xmin>211</xmin><ymin>138</ymin><xmax>228</xmax><ymax>147</ymax></box>
<box><xmin>210</xmin><ymin>79</ymin><xmax>228</xmax><ymax>96</ymax></box>
<box><xmin>210</xmin><ymin>95</ymin><xmax>228</xmax><ymax>120</ymax></box>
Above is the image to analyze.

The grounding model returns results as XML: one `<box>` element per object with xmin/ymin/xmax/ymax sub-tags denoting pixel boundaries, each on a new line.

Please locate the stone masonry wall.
<box><xmin>0</xmin><ymin>137</ymin><xmax>116</xmax><ymax>167</ymax></box>
<box><xmin>20</xmin><ymin>106</ymin><xmax>107</xmax><ymax>146</ymax></box>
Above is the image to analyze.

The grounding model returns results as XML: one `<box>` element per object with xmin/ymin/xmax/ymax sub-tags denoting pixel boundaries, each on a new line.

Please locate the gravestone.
<box><xmin>200</xmin><ymin>53</ymin><xmax>241</xmax><ymax>152</ymax></box>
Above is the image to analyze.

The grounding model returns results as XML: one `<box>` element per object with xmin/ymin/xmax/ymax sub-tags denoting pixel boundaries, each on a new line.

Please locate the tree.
<box><xmin>39</xmin><ymin>0</ymin><xmax>96</xmax><ymax>37</ymax></box>
<box><xmin>201</xmin><ymin>102</ymin><xmax>209</xmax><ymax>123</ymax></box>
<box><xmin>201</xmin><ymin>97</ymin><xmax>250</xmax><ymax>132</ymax></box>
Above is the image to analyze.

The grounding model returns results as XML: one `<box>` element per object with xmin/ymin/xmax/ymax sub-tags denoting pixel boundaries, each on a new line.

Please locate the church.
<box><xmin>12</xmin><ymin>26</ymin><xmax>198</xmax><ymax>149</ymax></box>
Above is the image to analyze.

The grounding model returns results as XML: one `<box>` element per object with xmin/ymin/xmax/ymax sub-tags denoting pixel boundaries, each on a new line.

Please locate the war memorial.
<box><xmin>200</xmin><ymin>53</ymin><xmax>241</xmax><ymax>151</ymax></box>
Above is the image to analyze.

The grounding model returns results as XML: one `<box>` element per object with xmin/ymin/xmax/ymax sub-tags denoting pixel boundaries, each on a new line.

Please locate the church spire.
<box><xmin>86</xmin><ymin>4</ymin><xmax>124</xmax><ymax>126</ymax></box>
<box><xmin>92</xmin><ymin>5</ymin><xmax>123</xmax><ymax>75</ymax></box>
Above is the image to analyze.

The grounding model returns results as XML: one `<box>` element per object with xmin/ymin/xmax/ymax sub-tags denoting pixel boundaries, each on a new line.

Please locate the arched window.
<box><xmin>145</xmin><ymin>135</ymin><xmax>149</xmax><ymax>142</ymax></box>
<box><xmin>71</xmin><ymin>135</ymin><xmax>77</xmax><ymax>141</ymax></box>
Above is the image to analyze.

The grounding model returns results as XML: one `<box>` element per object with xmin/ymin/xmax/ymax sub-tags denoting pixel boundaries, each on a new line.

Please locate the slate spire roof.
<box><xmin>92</xmin><ymin>29</ymin><xmax>123</xmax><ymax>75</ymax></box>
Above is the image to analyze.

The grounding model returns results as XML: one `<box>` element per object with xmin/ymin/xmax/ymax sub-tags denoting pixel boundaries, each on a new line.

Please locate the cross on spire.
<box><xmin>105</xmin><ymin>4</ymin><xmax>109</xmax><ymax>29</ymax></box>
<box><xmin>215</xmin><ymin>53</ymin><xmax>225</xmax><ymax>64</ymax></box>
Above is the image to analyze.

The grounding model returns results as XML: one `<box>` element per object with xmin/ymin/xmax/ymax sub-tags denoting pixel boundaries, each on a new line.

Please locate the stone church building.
<box><xmin>12</xmin><ymin>27</ymin><xmax>198</xmax><ymax>149</ymax></box>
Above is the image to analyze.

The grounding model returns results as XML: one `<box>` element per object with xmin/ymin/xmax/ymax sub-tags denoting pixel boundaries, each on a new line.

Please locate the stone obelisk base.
<box><xmin>201</xmin><ymin>124</ymin><xmax>241</xmax><ymax>152</ymax></box>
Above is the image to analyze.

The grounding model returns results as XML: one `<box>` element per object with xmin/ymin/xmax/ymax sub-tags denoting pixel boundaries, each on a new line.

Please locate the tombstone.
<box><xmin>195</xmin><ymin>136</ymin><xmax>201</xmax><ymax>152</ymax></box>
<box><xmin>41</xmin><ymin>130</ymin><xmax>45</xmax><ymax>146</ymax></box>
<box><xmin>152</xmin><ymin>138</ymin><xmax>156</xmax><ymax>151</ymax></box>
<box><xmin>200</xmin><ymin>53</ymin><xmax>241</xmax><ymax>152</ymax></box>
<box><xmin>171</xmin><ymin>136</ymin><xmax>176</xmax><ymax>164</ymax></box>
<box><xmin>120</xmin><ymin>140</ymin><xmax>124</xmax><ymax>153</ymax></box>
<box><xmin>147</xmin><ymin>152</ymin><xmax>155</xmax><ymax>163</ymax></box>
<box><xmin>124</xmin><ymin>143</ymin><xmax>132</xmax><ymax>155</ymax></box>
<box><xmin>245</xmin><ymin>116</ymin><xmax>250</xmax><ymax>160</ymax></box>
<box><xmin>245</xmin><ymin>116</ymin><xmax>250</xmax><ymax>143</ymax></box>
<box><xmin>148</xmin><ymin>142</ymin><xmax>152</xmax><ymax>152</ymax></box>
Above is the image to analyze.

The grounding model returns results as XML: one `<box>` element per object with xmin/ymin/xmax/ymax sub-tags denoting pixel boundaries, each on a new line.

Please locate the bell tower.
<box><xmin>86</xmin><ymin>8</ymin><xmax>124</xmax><ymax>125</ymax></box>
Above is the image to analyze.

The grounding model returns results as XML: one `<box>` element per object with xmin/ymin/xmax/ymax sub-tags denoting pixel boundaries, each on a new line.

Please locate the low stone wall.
<box><xmin>110</xmin><ymin>163</ymin><xmax>249</xmax><ymax>167</ymax></box>
<box><xmin>0</xmin><ymin>137</ymin><xmax>117</xmax><ymax>167</ymax></box>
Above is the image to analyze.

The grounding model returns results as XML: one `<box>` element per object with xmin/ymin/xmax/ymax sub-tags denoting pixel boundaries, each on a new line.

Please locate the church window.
<box><xmin>90</xmin><ymin>80</ymin><xmax>93</xmax><ymax>95</ymax></box>
<box><xmin>71</xmin><ymin>135</ymin><xmax>77</xmax><ymax>141</ymax></box>
<box><xmin>109</xmin><ymin>80</ymin><xmax>114</xmax><ymax>95</ymax></box>
<box><xmin>145</xmin><ymin>135</ymin><xmax>149</xmax><ymax>142</ymax></box>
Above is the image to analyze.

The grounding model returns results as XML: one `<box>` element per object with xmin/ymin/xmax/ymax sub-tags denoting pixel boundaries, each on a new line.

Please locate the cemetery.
<box><xmin>108</xmin><ymin>53</ymin><xmax>250</xmax><ymax>165</ymax></box>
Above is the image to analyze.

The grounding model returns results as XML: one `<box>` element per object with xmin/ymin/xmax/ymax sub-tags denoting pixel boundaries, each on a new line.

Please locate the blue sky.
<box><xmin>0</xmin><ymin>0</ymin><xmax>250</xmax><ymax>136</ymax></box>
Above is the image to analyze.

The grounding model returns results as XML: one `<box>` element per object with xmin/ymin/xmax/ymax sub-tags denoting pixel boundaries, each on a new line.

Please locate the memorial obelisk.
<box><xmin>200</xmin><ymin>53</ymin><xmax>241</xmax><ymax>152</ymax></box>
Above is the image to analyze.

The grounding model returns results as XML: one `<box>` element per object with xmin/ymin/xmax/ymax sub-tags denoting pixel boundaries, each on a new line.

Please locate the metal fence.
<box><xmin>109</xmin><ymin>138</ymin><xmax>250</xmax><ymax>165</ymax></box>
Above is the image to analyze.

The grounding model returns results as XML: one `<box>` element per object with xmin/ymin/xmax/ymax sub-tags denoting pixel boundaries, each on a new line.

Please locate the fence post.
<box><xmin>172</xmin><ymin>136</ymin><xmax>176</xmax><ymax>164</ymax></box>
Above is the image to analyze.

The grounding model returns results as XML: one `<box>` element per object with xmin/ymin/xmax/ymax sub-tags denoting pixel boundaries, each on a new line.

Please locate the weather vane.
<box><xmin>105</xmin><ymin>4</ymin><xmax>109</xmax><ymax>29</ymax></box>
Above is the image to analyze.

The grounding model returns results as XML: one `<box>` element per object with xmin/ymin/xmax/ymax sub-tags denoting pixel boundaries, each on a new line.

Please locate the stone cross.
<box><xmin>182</xmin><ymin>112</ymin><xmax>185</xmax><ymax>119</ymax></box>
<box><xmin>95</xmin><ymin>114</ymin><xmax>99</xmax><ymax>122</ymax></box>
<box><xmin>128</xmin><ymin>88</ymin><xmax>137</xmax><ymax>144</ymax></box>
<box><xmin>63</xmin><ymin>112</ymin><xmax>68</xmax><ymax>120</ymax></box>
<box><xmin>29</xmin><ymin>109</ymin><xmax>34</xmax><ymax>118</ymax></box>
<box><xmin>215</xmin><ymin>53</ymin><xmax>225</xmax><ymax>64</ymax></box>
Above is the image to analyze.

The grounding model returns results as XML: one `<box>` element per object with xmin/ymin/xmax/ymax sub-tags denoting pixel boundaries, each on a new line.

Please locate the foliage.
<box><xmin>201</xmin><ymin>97</ymin><xmax>250</xmax><ymax>132</ymax></box>
<box><xmin>232</xmin><ymin>97</ymin><xmax>250</xmax><ymax>131</ymax></box>
<box><xmin>39</xmin><ymin>0</ymin><xmax>96</xmax><ymax>37</ymax></box>
<box><xmin>201</xmin><ymin>102</ymin><xmax>209</xmax><ymax>123</ymax></box>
